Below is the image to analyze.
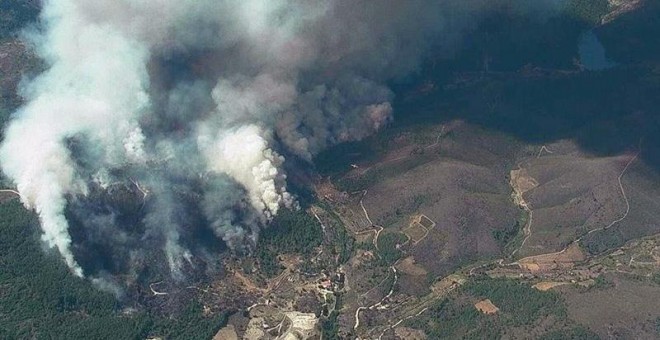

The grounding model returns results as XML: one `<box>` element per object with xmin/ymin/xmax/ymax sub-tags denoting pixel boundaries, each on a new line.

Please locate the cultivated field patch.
<box><xmin>474</xmin><ymin>299</ymin><xmax>500</xmax><ymax>314</ymax></box>
<box><xmin>402</xmin><ymin>214</ymin><xmax>436</xmax><ymax>245</ymax></box>
<box><xmin>532</xmin><ymin>281</ymin><xmax>569</xmax><ymax>291</ymax></box>
<box><xmin>394</xmin><ymin>327</ymin><xmax>427</xmax><ymax>340</ymax></box>
<box><xmin>518</xmin><ymin>243</ymin><xmax>586</xmax><ymax>273</ymax></box>
<box><xmin>396</xmin><ymin>256</ymin><xmax>428</xmax><ymax>276</ymax></box>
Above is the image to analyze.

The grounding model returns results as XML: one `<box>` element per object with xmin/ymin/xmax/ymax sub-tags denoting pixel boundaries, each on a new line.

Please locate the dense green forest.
<box><xmin>405</xmin><ymin>278</ymin><xmax>598</xmax><ymax>339</ymax></box>
<box><xmin>0</xmin><ymin>1</ymin><xmax>40</xmax><ymax>42</ymax></box>
<box><xmin>376</xmin><ymin>232</ymin><xmax>408</xmax><ymax>265</ymax></box>
<box><xmin>462</xmin><ymin>278</ymin><xmax>566</xmax><ymax>326</ymax></box>
<box><xmin>0</xmin><ymin>199</ymin><xmax>227</xmax><ymax>339</ymax></box>
<box><xmin>317</xmin><ymin>203</ymin><xmax>355</xmax><ymax>265</ymax></box>
<box><xmin>255</xmin><ymin>208</ymin><xmax>323</xmax><ymax>277</ymax></box>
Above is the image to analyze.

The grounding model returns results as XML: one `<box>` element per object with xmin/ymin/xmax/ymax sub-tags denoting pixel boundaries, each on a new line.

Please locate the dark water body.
<box><xmin>578</xmin><ymin>30</ymin><xmax>617</xmax><ymax>70</ymax></box>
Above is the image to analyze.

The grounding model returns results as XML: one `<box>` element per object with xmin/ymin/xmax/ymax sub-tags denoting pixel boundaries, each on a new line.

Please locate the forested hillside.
<box><xmin>0</xmin><ymin>199</ymin><xmax>227</xmax><ymax>339</ymax></box>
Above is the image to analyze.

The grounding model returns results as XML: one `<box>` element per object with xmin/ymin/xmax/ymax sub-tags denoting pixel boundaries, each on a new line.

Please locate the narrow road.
<box><xmin>311</xmin><ymin>207</ymin><xmax>327</xmax><ymax>235</ymax></box>
<box><xmin>514</xmin><ymin>143</ymin><xmax>641</xmax><ymax>263</ymax></box>
<box><xmin>357</xmin><ymin>190</ymin><xmax>384</xmax><ymax>250</ymax></box>
<box><xmin>366</xmin><ymin>274</ymin><xmax>465</xmax><ymax>339</ymax></box>
<box><xmin>370</xmin><ymin>267</ymin><xmax>398</xmax><ymax>310</ymax></box>
<box><xmin>424</xmin><ymin>126</ymin><xmax>445</xmax><ymax>150</ymax></box>
<box><xmin>580</xmin><ymin>148</ymin><xmax>639</xmax><ymax>238</ymax></box>
<box><xmin>354</xmin><ymin>266</ymin><xmax>399</xmax><ymax>331</ymax></box>
<box><xmin>0</xmin><ymin>189</ymin><xmax>20</xmax><ymax>196</ymax></box>
<box><xmin>377</xmin><ymin>307</ymin><xmax>429</xmax><ymax>340</ymax></box>
<box><xmin>511</xmin><ymin>208</ymin><xmax>533</xmax><ymax>258</ymax></box>
<box><xmin>349</xmin><ymin>126</ymin><xmax>444</xmax><ymax>178</ymax></box>
<box><xmin>149</xmin><ymin>281</ymin><xmax>168</xmax><ymax>295</ymax></box>
<box><xmin>354</xmin><ymin>307</ymin><xmax>366</xmax><ymax>330</ymax></box>
<box><xmin>360</xmin><ymin>190</ymin><xmax>373</xmax><ymax>226</ymax></box>
<box><xmin>536</xmin><ymin>145</ymin><xmax>554</xmax><ymax>158</ymax></box>
<box><xmin>510</xmin><ymin>162</ymin><xmax>534</xmax><ymax>258</ymax></box>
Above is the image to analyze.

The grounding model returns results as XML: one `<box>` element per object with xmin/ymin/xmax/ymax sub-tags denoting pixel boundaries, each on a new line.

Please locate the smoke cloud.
<box><xmin>0</xmin><ymin>0</ymin><xmax>566</xmax><ymax>281</ymax></box>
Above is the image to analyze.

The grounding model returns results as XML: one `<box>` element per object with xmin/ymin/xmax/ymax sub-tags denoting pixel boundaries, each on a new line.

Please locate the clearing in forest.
<box><xmin>474</xmin><ymin>299</ymin><xmax>500</xmax><ymax>314</ymax></box>
<box><xmin>402</xmin><ymin>214</ymin><xmax>436</xmax><ymax>245</ymax></box>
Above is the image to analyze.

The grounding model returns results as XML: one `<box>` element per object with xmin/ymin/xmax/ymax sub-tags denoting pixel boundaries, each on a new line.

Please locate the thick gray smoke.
<box><xmin>0</xmin><ymin>0</ymin><xmax>566</xmax><ymax>281</ymax></box>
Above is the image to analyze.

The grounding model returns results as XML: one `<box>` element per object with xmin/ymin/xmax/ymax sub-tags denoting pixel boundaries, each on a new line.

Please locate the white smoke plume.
<box><xmin>0</xmin><ymin>0</ymin><xmax>566</xmax><ymax>280</ymax></box>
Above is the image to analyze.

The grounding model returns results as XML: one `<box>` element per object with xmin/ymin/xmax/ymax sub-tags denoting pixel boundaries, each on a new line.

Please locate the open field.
<box><xmin>316</xmin><ymin>114</ymin><xmax>660</xmax><ymax>338</ymax></box>
<box><xmin>513</xmin><ymin>140</ymin><xmax>635</xmax><ymax>257</ymax></box>
<box><xmin>474</xmin><ymin>299</ymin><xmax>500</xmax><ymax>314</ymax></box>
<box><xmin>402</xmin><ymin>215</ymin><xmax>436</xmax><ymax>245</ymax></box>
<box><xmin>517</xmin><ymin>243</ymin><xmax>587</xmax><ymax>273</ymax></box>
<box><xmin>581</xmin><ymin>160</ymin><xmax>660</xmax><ymax>255</ymax></box>
<box><xmin>396</xmin><ymin>257</ymin><xmax>428</xmax><ymax>276</ymax></box>
<box><xmin>497</xmin><ymin>136</ymin><xmax>660</xmax><ymax>261</ymax></box>
<box><xmin>354</xmin><ymin>122</ymin><xmax>521</xmax><ymax>279</ymax></box>
<box><xmin>562</xmin><ymin>277</ymin><xmax>660</xmax><ymax>339</ymax></box>
<box><xmin>533</xmin><ymin>281</ymin><xmax>569</xmax><ymax>291</ymax></box>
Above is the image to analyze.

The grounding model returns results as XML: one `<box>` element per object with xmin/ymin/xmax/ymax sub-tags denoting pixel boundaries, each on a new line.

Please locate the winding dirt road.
<box><xmin>513</xmin><ymin>143</ymin><xmax>641</xmax><ymax>265</ymax></box>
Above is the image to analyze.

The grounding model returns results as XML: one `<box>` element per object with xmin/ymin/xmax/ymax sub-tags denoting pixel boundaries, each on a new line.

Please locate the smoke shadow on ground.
<box><xmin>387</xmin><ymin>2</ymin><xmax>660</xmax><ymax>171</ymax></box>
<box><xmin>64</xmin><ymin>180</ymin><xmax>232</xmax><ymax>287</ymax></box>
